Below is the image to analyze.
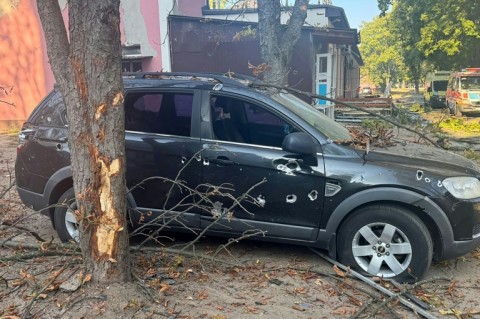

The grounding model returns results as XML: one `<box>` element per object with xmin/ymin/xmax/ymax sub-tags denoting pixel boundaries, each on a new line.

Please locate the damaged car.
<box><xmin>15</xmin><ymin>72</ymin><xmax>480</xmax><ymax>283</ymax></box>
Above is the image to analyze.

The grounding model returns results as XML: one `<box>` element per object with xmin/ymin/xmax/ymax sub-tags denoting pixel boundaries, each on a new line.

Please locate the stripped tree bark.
<box><xmin>36</xmin><ymin>0</ymin><xmax>130</xmax><ymax>283</ymax></box>
<box><xmin>257</xmin><ymin>0</ymin><xmax>309</xmax><ymax>85</ymax></box>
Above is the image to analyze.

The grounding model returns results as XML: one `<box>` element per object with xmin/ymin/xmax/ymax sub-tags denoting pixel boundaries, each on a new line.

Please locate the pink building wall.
<box><xmin>140</xmin><ymin>0</ymin><xmax>162</xmax><ymax>71</ymax></box>
<box><xmin>0</xmin><ymin>0</ymin><xmax>51</xmax><ymax>125</ymax></box>
<box><xmin>0</xmin><ymin>0</ymin><xmax>197</xmax><ymax>125</ymax></box>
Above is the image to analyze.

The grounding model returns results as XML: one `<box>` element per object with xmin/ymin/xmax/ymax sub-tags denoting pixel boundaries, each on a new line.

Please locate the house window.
<box><xmin>318</xmin><ymin>57</ymin><xmax>328</xmax><ymax>73</ymax></box>
<box><xmin>122</xmin><ymin>60</ymin><xmax>142</xmax><ymax>73</ymax></box>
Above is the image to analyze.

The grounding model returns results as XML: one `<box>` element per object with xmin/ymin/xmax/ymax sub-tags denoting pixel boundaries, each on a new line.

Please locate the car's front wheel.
<box><xmin>337</xmin><ymin>205</ymin><xmax>432</xmax><ymax>283</ymax></box>
<box><xmin>54</xmin><ymin>188</ymin><xmax>79</xmax><ymax>242</ymax></box>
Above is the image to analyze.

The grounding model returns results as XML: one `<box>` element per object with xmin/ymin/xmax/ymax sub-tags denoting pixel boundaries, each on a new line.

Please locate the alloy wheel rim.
<box><xmin>352</xmin><ymin>222</ymin><xmax>412</xmax><ymax>277</ymax></box>
<box><xmin>64</xmin><ymin>204</ymin><xmax>80</xmax><ymax>242</ymax></box>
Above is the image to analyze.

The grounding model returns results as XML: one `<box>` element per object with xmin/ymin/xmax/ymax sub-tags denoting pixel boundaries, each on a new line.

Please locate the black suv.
<box><xmin>15</xmin><ymin>72</ymin><xmax>480</xmax><ymax>282</ymax></box>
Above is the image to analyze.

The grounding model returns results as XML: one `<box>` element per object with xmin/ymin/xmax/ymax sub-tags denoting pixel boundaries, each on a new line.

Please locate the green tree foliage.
<box><xmin>209</xmin><ymin>0</ymin><xmax>227</xmax><ymax>9</ymax></box>
<box><xmin>391</xmin><ymin>0</ymin><xmax>428</xmax><ymax>93</ymax></box>
<box><xmin>359</xmin><ymin>14</ymin><xmax>406</xmax><ymax>90</ymax></box>
<box><xmin>377</xmin><ymin>0</ymin><xmax>391</xmax><ymax>16</ymax></box>
<box><xmin>418</xmin><ymin>0</ymin><xmax>480</xmax><ymax>69</ymax></box>
<box><xmin>378</xmin><ymin>0</ymin><xmax>480</xmax><ymax>71</ymax></box>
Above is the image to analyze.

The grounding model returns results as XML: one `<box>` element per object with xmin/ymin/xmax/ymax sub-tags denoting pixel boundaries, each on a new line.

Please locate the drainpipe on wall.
<box><xmin>158</xmin><ymin>0</ymin><xmax>174</xmax><ymax>71</ymax></box>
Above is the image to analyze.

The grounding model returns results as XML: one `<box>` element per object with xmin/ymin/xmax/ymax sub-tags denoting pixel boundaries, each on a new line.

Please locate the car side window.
<box><xmin>125</xmin><ymin>92</ymin><xmax>193</xmax><ymax>136</ymax></box>
<box><xmin>211</xmin><ymin>95</ymin><xmax>296</xmax><ymax>148</ymax></box>
<box><xmin>31</xmin><ymin>91</ymin><xmax>66</xmax><ymax>126</ymax></box>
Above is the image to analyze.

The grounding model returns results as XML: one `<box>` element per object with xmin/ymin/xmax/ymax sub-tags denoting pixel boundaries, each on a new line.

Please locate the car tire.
<box><xmin>54</xmin><ymin>188</ymin><xmax>80</xmax><ymax>243</ymax></box>
<box><xmin>337</xmin><ymin>205</ymin><xmax>432</xmax><ymax>283</ymax></box>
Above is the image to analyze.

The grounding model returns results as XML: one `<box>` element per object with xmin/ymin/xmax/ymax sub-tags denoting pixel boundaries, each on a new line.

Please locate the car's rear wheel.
<box><xmin>54</xmin><ymin>188</ymin><xmax>79</xmax><ymax>242</ymax></box>
<box><xmin>337</xmin><ymin>205</ymin><xmax>432</xmax><ymax>283</ymax></box>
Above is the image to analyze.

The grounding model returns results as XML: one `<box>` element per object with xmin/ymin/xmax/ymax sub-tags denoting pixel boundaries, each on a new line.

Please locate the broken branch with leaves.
<box><xmin>248</xmin><ymin>81</ymin><xmax>440</xmax><ymax>148</ymax></box>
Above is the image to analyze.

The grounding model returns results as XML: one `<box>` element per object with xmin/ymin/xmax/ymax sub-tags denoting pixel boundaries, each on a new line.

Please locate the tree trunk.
<box><xmin>257</xmin><ymin>0</ymin><xmax>308</xmax><ymax>85</ymax></box>
<box><xmin>37</xmin><ymin>0</ymin><xmax>130</xmax><ymax>283</ymax></box>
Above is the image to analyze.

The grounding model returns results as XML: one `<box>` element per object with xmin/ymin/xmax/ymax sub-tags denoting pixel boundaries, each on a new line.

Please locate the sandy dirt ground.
<box><xmin>2</xmin><ymin>127</ymin><xmax>480</xmax><ymax>319</ymax></box>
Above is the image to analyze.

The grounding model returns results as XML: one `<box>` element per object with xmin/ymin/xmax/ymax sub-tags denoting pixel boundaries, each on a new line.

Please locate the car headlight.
<box><xmin>443</xmin><ymin>177</ymin><xmax>480</xmax><ymax>199</ymax></box>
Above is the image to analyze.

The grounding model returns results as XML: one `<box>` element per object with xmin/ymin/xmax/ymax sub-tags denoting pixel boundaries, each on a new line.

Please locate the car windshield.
<box><xmin>271</xmin><ymin>93</ymin><xmax>352</xmax><ymax>142</ymax></box>
<box><xmin>461</xmin><ymin>76</ymin><xmax>480</xmax><ymax>90</ymax></box>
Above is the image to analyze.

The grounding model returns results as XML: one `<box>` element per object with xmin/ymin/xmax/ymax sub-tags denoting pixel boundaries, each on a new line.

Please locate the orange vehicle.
<box><xmin>446</xmin><ymin>68</ymin><xmax>480</xmax><ymax>116</ymax></box>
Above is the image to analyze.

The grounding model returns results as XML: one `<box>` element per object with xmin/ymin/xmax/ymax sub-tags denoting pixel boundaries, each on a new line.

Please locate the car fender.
<box><xmin>316</xmin><ymin>187</ymin><xmax>453</xmax><ymax>257</ymax></box>
<box><xmin>44</xmin><ymin>166</ymin><xmax>73</xmax><ymax>209</ymax></box>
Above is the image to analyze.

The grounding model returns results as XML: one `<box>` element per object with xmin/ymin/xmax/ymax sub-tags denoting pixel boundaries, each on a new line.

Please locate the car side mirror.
<box><xmin>282</xmin><ymin>132</ymin><xmax>317</xmax><ymax>156</ymax></box>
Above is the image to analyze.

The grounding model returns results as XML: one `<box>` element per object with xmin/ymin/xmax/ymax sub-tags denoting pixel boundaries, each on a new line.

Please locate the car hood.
<box><xmin>365</xmin><ymin>144</ymin><xmax>480</xmax><ymax>178</ymax></box>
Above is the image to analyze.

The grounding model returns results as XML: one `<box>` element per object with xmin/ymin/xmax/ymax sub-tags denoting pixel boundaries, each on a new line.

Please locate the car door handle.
<box><xmin>209</xmin><ymin>156</ymin><xmax>234</xmax><ymax>165</ymax></box>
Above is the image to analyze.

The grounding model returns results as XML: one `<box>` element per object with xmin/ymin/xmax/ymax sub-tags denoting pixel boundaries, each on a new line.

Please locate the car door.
<box><xmin>124</xmin><ymin>88</ymin><xmax>202</xmax><ymax>231</ymax></box>
<box><xmin>199</xmin><ymin>91</ymin><xmax>326</xmax><ymax>243</ymax></box>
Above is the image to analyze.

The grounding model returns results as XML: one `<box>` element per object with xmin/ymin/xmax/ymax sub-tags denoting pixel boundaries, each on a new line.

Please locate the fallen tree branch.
<box><xmin>139</xmin><ymin>306</ymin><xmax>178</xmax><ymax>318</ymax></box>
<box><xmin>0</xmin><ymin>86</ymin><xmax>14</xmax><ymax>105</ymax></box>
<box><xmin>132</xmin><ymin>271</ymin><xmax>156</xmax><ymax>302</ymax></box>
<box><xmin>213</xmin><ymin>229</ymin><xmax>266</xmax><ymax>257</ymax></box>
<box><xmin>22</xmin><ymin>263</ymin><xmax>69</xmax><ymax>319</ymax></box>
<box><xmin>132</xmin><ymin>245</ymin><xmax>242</xmax><ymax>267</ymax></box>
<box><xmin>249</xmin><ymin>81</ymin><xmax>440</xmax><ymax>148</ymax></box>
<box><xmin>367</xmin><ymin>277</ymin><xmax>450</xmax><ymax>318</ymax></box>
<box><xmin>180</xmin><ymin>178</ymin><xmax>267</xmax><ymax>252</ymax></box>
<box><xmin>1</xmin><ymin>240</ymin><xmax>77</xmax><ymax>251</ymax></box>
<box><xmin>0</xmin><ymin>251</ymin><xmax>80</xmax><ymax>263</ymax></box>
<box><xmin>309</xmin><ymin>247</ymin><xmax>442</xmax><ymax>319</ymax></box>
<box><xmin>57</xmin><ymin>295</ymin><xmax>107</xmax><ymax>319</ymax></box>
<box><xmin>0</xmin><ymin>220</ymin><xmax>46</xmax><ymax>242</ymax></box>
<box><xmin>2</xmin><ymin>240</ymin><xmax>243</xmax><ymax>268</ymax></box>
<box><xmin>0</xmin><ymin>180</ymin><xmax>15</xmax><ymax>199</ymax></box>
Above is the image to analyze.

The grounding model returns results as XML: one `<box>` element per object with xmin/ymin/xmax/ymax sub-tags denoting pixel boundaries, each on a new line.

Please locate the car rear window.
<box><xmin>29</xmin><ymin>91</ymin><xmax>66</xmax><ymax>126</ymax></box>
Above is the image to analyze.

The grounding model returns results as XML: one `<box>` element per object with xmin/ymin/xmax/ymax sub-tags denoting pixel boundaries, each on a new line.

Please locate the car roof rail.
<box><xmin>122</xmin><ymin>71</ymin><xmax>253</xmax><ymax>86</ymax></box>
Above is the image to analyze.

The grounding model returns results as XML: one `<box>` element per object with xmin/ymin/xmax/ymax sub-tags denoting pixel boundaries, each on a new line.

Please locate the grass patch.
<box><xmin>0</xmin><ymin>123</ymin><xmax>20</xmax><ymax>136</ymax></box>
<box><xmin>438</xmin><ymin>118</ymin><xmax>480</xmax><ymax>135</ymax></box>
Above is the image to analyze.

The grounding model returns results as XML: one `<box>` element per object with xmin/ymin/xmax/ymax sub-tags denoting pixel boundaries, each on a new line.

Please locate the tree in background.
<box><xmin>358</xmin><ymin>15</ymin><xmax>406</xmax><ymax>91</ymax></box>
<box><xmin>378</xmin><ymin>0</ymin><xmax>480</xmax><ymax>71</ymax></box>
<box><xmin>208</xmin><ymin>0</ymin><xmax>309</xmax><ymax>86</ymax></box>
<box><xmin>418</xmin><ymin>0</ymin><xmax>480</xmax><ymax>70</ymax></box>
<box><xmin>37</xmin><ymin>0</ymin><xmax>130</xmax><ymax>283</ymax></box>
<box><xmin>391</xmin><ymin>0</ymin><xmax>428</xmax><ymax>93</ymax></box>
<box><xmin>257</xmin><ymin>0</ymin><xmax>309</xmax><ymax>85</ymax></box>
<box><xmin>209</xmin><ymin>0</ymin><xmax>227</xmax><ymax>9</ymax></box>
